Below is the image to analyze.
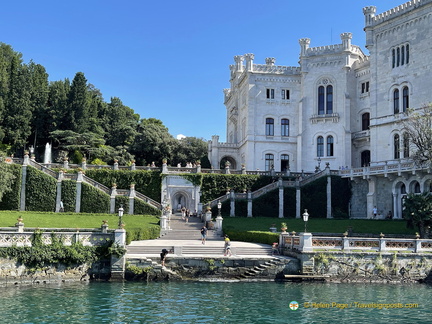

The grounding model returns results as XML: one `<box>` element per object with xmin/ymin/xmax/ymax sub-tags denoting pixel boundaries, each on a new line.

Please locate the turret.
<box><xmin>340</xmin><ymin>32</ymin><xmax>352</xmax><ymax>51</ymax></box>
<box><xmin>244</xmin><ymin>53</ymin><xmax>255</xmax><ymax>72</ymax></box>
<box><xmin>299</xmin><ymin>38</ymin><xmax>311</xmax><ymax>57</ymax></box>
<box><xmin>363</xmin><ymin>6</ymin><xmax>376</xmax><ymax>49</ymax></box>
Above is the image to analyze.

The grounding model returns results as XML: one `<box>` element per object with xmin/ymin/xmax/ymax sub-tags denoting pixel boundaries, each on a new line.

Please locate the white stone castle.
<box><xmin>208</xmin><ymin>0</ymin><xmax>432</xmax><ymax>219</ymax></box>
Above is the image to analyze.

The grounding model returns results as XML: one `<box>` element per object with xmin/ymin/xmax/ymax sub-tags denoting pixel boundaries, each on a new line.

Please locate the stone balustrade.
<box><xmin>280</xmin><ymin>233</ymin><xmax>432</xmax><ymax>253</ymax></box>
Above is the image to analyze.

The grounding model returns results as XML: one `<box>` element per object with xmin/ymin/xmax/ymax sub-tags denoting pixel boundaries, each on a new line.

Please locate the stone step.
<box><xmin>127</xmin><ymin>245</ymin><xmax>273</xmax><ymax>256</ymax></box>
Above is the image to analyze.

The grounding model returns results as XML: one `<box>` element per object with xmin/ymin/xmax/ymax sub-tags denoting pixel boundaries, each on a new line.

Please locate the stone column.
<box><xmin>110</xmin><ymin>185</ymin><xmax>117</xmax><ymax>214</ymax></box>
<box><xmin>326</xmin><ymin>171</ymin><xmax>332</xmax><ymax>219</ymax></box>
<box><xmin>128</xmin><ymin>184</ymin><xmax>136</xmax><ymax>215</ymax></box>
<box><xmin>81</xmin><ymin>158</ymin><xmax>87</xmax><ymax>170</ymax></box>
<box><xmin>19</xmin><ymin>164</ymin><xmax>27</xmax><ymax>211</ymax></box>
<box><xmin>230</xmin><ymin>190</ymin><xmax>235</xmax><ymax>217</ymax></box>
<box><xmin>162</xmin><ymin>161</ymin><xmax>168</xmax><ymax>174</ymax></box>
<box><xmin>247</xmin><ymin>190</ymin><xmax>253</xmax><ymax>217</ymax></box>
<box><xmin>130</xmin><ymin>161</ymin><xmax>136</xmax><ymax>171</ymax></box>
<box><xmin>278</xmin><ymin>178</ymin><xmax>284</xmax><ymax>218</ymax></box>
<box><xmin>367</xmin><ymin>176</ymin><xmax>377</xmax><ymax>219</ymax></box>
<box><xmin>113</xmin><ymin>160</ymin><xmax>119</xmax><ymax>170</ymax></box>
<box><xmin>63</xmin><ymin>158</ymin><xmax>69</xmax><ymax>169</ymax></box>
<box><xmin>55</xmin><ymin>171</ymin><xmax>64</xmax><ymax>212</ymax></box>
<box><xmin>300</xmin><ymin>232</ymin><xmax>313</xmax><ymax>252</ymax></box>
<box><xmin>196</xmin><ymin>163</ymin><xmax>201</xmax><ymax>173</ymax></box>
<box><xmin>75</xmin><ymin>171</ymin><xmax>83</xmax><ymax>213</ymax></box>
<box><xmin>295</xmin><ymin>181</ymin><xmax>301</xmax><ymax>218</ymax></box>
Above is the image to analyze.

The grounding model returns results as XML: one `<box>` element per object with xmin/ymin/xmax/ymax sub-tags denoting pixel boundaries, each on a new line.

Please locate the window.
<box><xmin>318</xmin><ymin>85</ymin><xmax>333</xmax><ymax>115</ymax></box>
<box><xmin>362</xmin><ymin>113</ymin><xmax>370</xmax><ymax>130</ymax></box>
<box><xmin>281</xmin><ymin>119</ymin><xmax>289</xmax><ymax>136</ymax></box>
<box><xmin>317</xmin><ymin>136</ymin><xmax>324</xmax><ymax>157</ymax></box>
<box><xmin>361</xmin><ymin>150</ymin><xmax>370</xmax><ymax>167</ymax></box>
<box><xmin>402</xmin><ymin>86</ymin><xmax>409</xmax><ymax>112</ymax></box>
<box><xmin>391</xmin><ymin>44</ymin><xmax>409</xmax><ymax>68</ymax></box>
<box><xmin>318</xmin><ymin>86</ymin><xmax>325</xmax><ymax>115</ymax></box>
<box><xmin>361</xmin><ymin>81</ymin><xmax>370</xmax><ymax>94</ymax></box>
<box><xmin>266</xmin><ymin>88</ymin><xmax>275</xmax><ymax>99</ymax></box>
<box><xmin>403</xmin><ymin>133</ymin><xmax>409</xmax><ymax>158</ymax></box>
<box><xmin>281</xmin><ymin>154</ymin><xmax>289</xmax><ymax>171</ymax></box>
<box><xmin>394</xmin><ymin>134</ymin><xmax>400</xmax><ymax>159</ymax></box>
<box><xmin>265</xmin><ymin>154</ymin><xmax>274</xmax><ymax>171</ymax></box>
<box><xmin>327</xmin><ymin>136</ymin><xmax>334</xmax><ymax>156</ymax></box>
<box><xmin>326</xmin><ymin>85</ymin><xmax>333</xmax><ymax>114</ymax></box>
<box><xmin>265</xmin><ymin>118</ymin><xmax>274</xmax><ymax>136</ymax></box>
<box><xmin>393</xmin><ymin>89</ymin><xmax>400</xmax><ymax>114</ymax></box>
<box><xmin>281</xmin><ymin>89</ymin><xmax>290</xmax><ymax>100</ymax></box>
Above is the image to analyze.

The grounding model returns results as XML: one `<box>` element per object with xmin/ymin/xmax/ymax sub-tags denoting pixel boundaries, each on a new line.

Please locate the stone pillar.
<box><xmin>215</xmin><ymin>214</ymin><xmax>223</xmax><ymax>234</ymax></box>
<box><xmin>23</xmin><ymin>153</ymin><xmax>30</xmax><ymax>166</ymax></box>
<box><xmin>16</xmin><ymin>218</ymin><xmax>24</xmax><ymax>233</ymax></box>
<box><xmin>75</xmin><ymin>171</ymin><xmax>83</xmax><ymax>213</ymax></box>
<box><xmin>160</xmin><ymin>214</ymin><xmax>167</xmax><ymax>230</ymax></box>
<box><xmin>130</xmin><ymin>161</ymin><xmax>136</xmax><ymax>171</ymax></box>
<box><xmin>300</xmin><ymin>232</ymin><xmax>313</xmax><ymax>252</ymax></box>
<box><xmin>63</xmin><ymin>158</ymin><xmax>69</xmax><ymax>169</ymax></box>
<box><xmin>205</xmin><ymin>209</ymin><xmax>212</xmax><ymax>222</ymax></box>
<box><xmin>295</xmin><ymin>182</ymin><xmax>301</xmax><ymax>219</ymax></box>
<box><xmin>326</xmin><ymin>173</ymin><xmax>332</xmax><ymax>219</ymax></box>
<box><xmin>19</xmin><ymin>164</ymin><xmax>27</xmax><ymax>211</ymax></box>
<box><xmin>244</xmin><ymin>53</ymin><xmax>254</xmax><ymax>72</ymax></box>
<box><xmin>101</xmin><ymin>221</ymin><xmax>109</xmax><ymax>233</ymax></box>
<box><xmin>113</xmin><ymin>160</ymin><xmax>119</xmax><ymax>170</ymax></box>
<box><xmin>278</xmin><ymin>178</ymin><xmax>284</xmax><ymax>218</ymax></box>
<box><xmin>196</xmin><ymin>164</ymin><xmax>201</xmax><ymax>173</ymax></box>
<box><xmin>110</xmin><ymin>185</ymin><xmax>117</xmax><ymax>214</ymax></box>
<box><xmin>224</xmin><ymin>162</ymin><xmax>231</xmax><ymax>174</ymax></box>
<box><xmin>81</xmin><ymin>158</ymin><xmax>87</xmax><ymax>170</ymax></box>
<box><xmin>128</xmin><ymin>184</ymin><xmax>136</xmax><ymax>215</ymax></box>
<box><xmin>162</xmin><ymin>161</ymin><xmax>168</xmax><ymax>174</ymax></box>
<box><xmin>415</xmin><ymin>238</ymin><xmax>422</xmax><ymax>253</ymax></box>
<box><xmin>367</xmin><ymin>176</ymin><xmax>377</xmax><ymax>219</ymax></box>
<box><xmin>342</xmin><ymin>236</ymin><xmax>350</xmax><ymax>250</ymax></box>
<box><xmin>111</xmin><ymin>228</ymin><xmax>126</xmax><ymax>280</ymax></box>
<box><xmin>55</xmin><ymin>171</ymin><xmax>64</xmax><ymax>212</ymax></box>
<box><xmin>241</xmin><ymin>164</ymin><xmax>246</xmax><ymax>174</ymax></box>
<box><xmin>247</xmin><ymin>190</ymin><xmax>253</xmax><ymax>217</ymax></box>
<box><xmin>230</xmin><ymin>190</ymin><xmax>235</xmax><ymax>217</ymax></box>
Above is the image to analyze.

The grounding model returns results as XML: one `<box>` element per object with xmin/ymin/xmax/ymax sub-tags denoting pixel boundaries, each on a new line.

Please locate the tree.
<box><xmin>131</xmin><ymin>118</ymin><xmax>176</xmax><ymax>165</ymax></box>
<box><xmin>173</xmin><ymin>136</ymin><xmax>208</xmax><ymax>166</ymax></box>
<box><xmin>402</xmin><ymin>192</ymin><xmax>432</xmax><ymax>238</ymax></box>
<box><xmin>402</xmin><ymin>105</ymin><xmax>432</xmax><ymax>166</ymax></box>
<box><xmin>67</xmin><ymin>72</ymin><xmax>90</xmax><ymax>133</ymax></box>
<box><xmin>0</xmin><ymin>151</ymin><xmax>15</xmax><ymax>201</ymax></box>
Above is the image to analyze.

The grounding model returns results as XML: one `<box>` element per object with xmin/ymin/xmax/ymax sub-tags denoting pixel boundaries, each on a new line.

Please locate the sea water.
<box><xmin>0</xmin><ymin>281</ymin><xmax>430</xmax><ymax>324</ymax></box>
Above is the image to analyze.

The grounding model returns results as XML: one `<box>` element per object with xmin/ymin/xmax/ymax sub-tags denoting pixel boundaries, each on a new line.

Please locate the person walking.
<box><xmin>200</xmin><ymin>226</ymin><xmax>208</xmax><ymax>245</ymax></box>
<box><xmin>160</xmin><ymin>249</ymin><xmax>169</xmax><ymax>267</ymax></box>
<box><xmin>224</xmin><ymin>235</ymin><xmax>232</xmax><ymax>256</ymax></box>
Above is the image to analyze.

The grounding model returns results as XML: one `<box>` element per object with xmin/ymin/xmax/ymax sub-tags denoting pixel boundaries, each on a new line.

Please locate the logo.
<box><xmin>289</xmin><ymin>301</ymin><xmax>299</xmax><ymax>311</ymax></box>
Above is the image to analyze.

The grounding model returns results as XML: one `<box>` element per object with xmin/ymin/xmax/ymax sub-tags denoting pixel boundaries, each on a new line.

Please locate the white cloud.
<box><xmin>176</xmin><ymin>134</ymin><xmax>186</xmax><ymax>140</ymax></box>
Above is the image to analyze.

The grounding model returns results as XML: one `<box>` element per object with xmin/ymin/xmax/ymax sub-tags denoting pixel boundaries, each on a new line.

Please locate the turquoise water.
<box><xmin>0</xmin><ymin>281</ymin><xmax>430</xmax><ymax>324</ymax></box>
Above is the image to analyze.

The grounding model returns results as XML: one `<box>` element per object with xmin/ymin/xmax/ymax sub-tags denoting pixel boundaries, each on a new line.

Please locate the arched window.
<box><xmin>318</xmin><ymin>86</ymin><xmax>325</xmax><ymax>115</ymax></box>
<box><xmin>394</xmin><ymin>134</ymin><xmax>400</xmax><ymax>159</ymax></box>
<box><xmin>281</xmin><ymin>119</ymin><xmax>289</xmax><ymax>136</ymax></box>
<box><xmin>326</xmin><ymin>85</ymin><xmax>333</xmax><ymax>114</ymax></box>
<box><xmin>265</xmin><ymin>118</ymin><xmax>274</xmax><ymax>136</ymax></box>
<box><xmin>362</xmin><ymin>113</ymin><xmax>370</xmax><ymax>130</ymax></box>
<box><xmin>265</xmin><ymin>154</ymin><xmax>274</xmax><ymax>171</ymax></box>
<box><xmin>317</xmin><ymin>136</ymin><xmax>324</xmax><ymax>157</ymax></box>
<box><xmin>393</xmin><ymin>89</ymin><xmax>400</xmax><ymax>114</ymax></box>
<box><xmin>281</xmin><ymin>154</ymin><xmax>289</xmax><ymax>171</ymax></box>
<box><xmin>401</xmin><ymin>184</ymin><xmax>406</xmax><ymax>194</ymax></box>
<box><xmin>403</xmin><ymin>133</ymin><xmax>410</xmax><ymax>158</ymax></box>
<box><xmin>414</xmin><ymin>182</ymin><xmax>421</xmax><ymax>193</ymax></box>
<box><xmin>326</xmin><ymin>136</ymin><xmax>334</xmax><ymax>156</ymax></box>
<box><xmin>402</xmin><ymin>86</ymin><xmax>409</xmax><ymax>112</ymax></box>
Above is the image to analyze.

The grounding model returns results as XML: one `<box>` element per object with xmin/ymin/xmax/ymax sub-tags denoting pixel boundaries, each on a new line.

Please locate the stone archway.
<box><xmin>162</xmin><ymin>175</ymin><xmax>202</xmax><ymax>214</ymax></box>
<box><xmin>220</xmin><ymin>156</ymin><xmax>237</xmax><ymax>170</ymax></box>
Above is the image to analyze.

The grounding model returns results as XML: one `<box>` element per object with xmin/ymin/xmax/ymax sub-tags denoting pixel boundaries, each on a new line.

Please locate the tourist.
<box><xmin>185</xmin><ymin>209</ymin><xmax>189</xmax><ymax>223</ymax></box>
<box><xmin>200</xmin><ymin>226</ymin><xmax>208</xmax><ymax>245</ymax></box>
<box><xmin>372</xmin><ymin>206</ymin><xmax>378</xmax><ymax>219</ymax></box>
<box><xmin>160</xmin><ymin>249</ymin><xmax>169</xmax><ymax>267</ymax></box>
<box><xmin>59</xmin><ymin>200</ymin><xmax>64</xmax><ymax>212</ymax></box>
<box><xmin>272</xmin><ymin>242</ymin><xmax>279</xmax><ymax>255</ymax></box>
<box><xmin>224</xmin><ymin>235</ymin><xmax>232</xmax><ymax>256</ymax></box>
<box><xmin>181</xmin><ymin>207</ymin><xmax>186</xmax><ymax>220</ymax></box>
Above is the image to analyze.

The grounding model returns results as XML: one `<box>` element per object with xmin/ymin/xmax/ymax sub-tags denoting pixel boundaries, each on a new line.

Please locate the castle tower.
<box><xmin>363</xmin><ymin>6</ymin><xmax>377</xmax><ymax>49</ymax></box>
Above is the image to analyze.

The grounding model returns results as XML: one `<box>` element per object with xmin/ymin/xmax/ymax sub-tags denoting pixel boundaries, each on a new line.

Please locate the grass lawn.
<box><xmin>223</xmin><ymin>217</ymin><xmax>416</xmax><ymax>236</ymax></box>
<box><xmin>0</xmin><ymin>210</ymin><xmax>160</xmax><ymax>230</ymax></box>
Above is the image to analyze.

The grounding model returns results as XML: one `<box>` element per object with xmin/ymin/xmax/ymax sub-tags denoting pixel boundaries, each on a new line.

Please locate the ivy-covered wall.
<box><xmin>25</xmin><ymin>166</ymin><xmax>56</xmax><ymax>211</ymax></box>
<box><xmin>84</xmin><ymin>169</ymin><xmax>162</xmax><ymax>202</ymax></box>
<box><xmin>80</xmin><ymin>182</ymin><xmax>110</xmax><ymax>214</ymax></box>
<box><xmin>61</xmin><ymin>180</ymin><xmax>77</xmax><ymax>212</ymax></box>
<box><xmin>0</xmin><ymin>164</ymin><xmax>22</xmax><ymax>210</ymax></box>
<box><xmin>134</xmin><ymin>199</ymin><xmax>160</xmax><ymax>216</ymax></box>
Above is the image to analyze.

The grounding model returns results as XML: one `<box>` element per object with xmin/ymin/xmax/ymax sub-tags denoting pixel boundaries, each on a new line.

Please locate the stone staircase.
<box><xmin>235</xmin><ymin>258</ymin><xmax>287</xmax><ymax>279</ymax></box>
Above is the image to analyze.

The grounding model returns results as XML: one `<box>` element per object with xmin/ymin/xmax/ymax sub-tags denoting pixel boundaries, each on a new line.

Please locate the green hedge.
<box><xmin>84</xmin><ymin>169</ymin><xmax>162</xmax><ymax>202</ymax></box>
<box><xmin>223</xmin><ymin>229</ymin><xmax>279</xmax><ymax>245</ymax></box>
<box><xmin>134</xmin><ymin>199</ymin><xmax>161</xmax><ymax>216</ymax></box>
<box><xmin>80</xmin><ymin>182</ymin><xmax>110</xmax><ymax>214</ymax></box>
<box><xmin>0</xmin><ymin>164</ymin><xmax>22</xmax><ymax>210</ymax></box>
<box><xmin>25</xmin><ymin>166</ymin><xmax>56</xmax><ymax>211</ymax></box>
<box><xmin>253</xmin><ymin>190</ymin><xmax>279</xmax><ymax>217</ymax></box>
<box><xmin>283</xmin><ymin>187</ymin><xmax>297</xmax><ymax>218</ymax></box>
<box><xmin>126</xmin><ymin>226</ymin><xmax>160</xmax><ymax>245</ymax></box>
<box><xmin>61</xmin><ymin>180</ymin><xmax>77</xmax><ymax>212</ymax></box>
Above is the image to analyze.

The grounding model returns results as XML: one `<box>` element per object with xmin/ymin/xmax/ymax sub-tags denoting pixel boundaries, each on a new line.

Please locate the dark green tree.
<box><xmin>67</xmin><ymin>72</ymin><xmax>89</xmax><ymax>133</ymax></box>
<box><xmin>48</xmin><ymin>79</ymin><xmax>70</xmax><ymax>132</ymax></box>
<box><xmin>173</xmin><ymin>136</ymin><xmax>208</xmax><ymax>166</ymax></box>
<box><xmin>403</xmin><ymin>192</ymin><xmax>432</xmax><ymax>238</ymax></box>
<box><xmin>0</xmin><ymin>151</ymin><xmax>15</xmax><ymax>201</ymax></box>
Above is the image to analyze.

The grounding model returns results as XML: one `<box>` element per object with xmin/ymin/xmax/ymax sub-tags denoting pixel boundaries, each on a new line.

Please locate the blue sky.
<box><xmin>1</xmin><ymin>0</ymin><xmax>401</xmax><ymax>142</ymax></box>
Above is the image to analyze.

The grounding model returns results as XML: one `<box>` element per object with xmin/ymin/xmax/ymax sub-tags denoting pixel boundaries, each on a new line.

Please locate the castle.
<box><xmin>208</xmin><ymin>0</ymin><xmax>432</xmax><ymax>219</ymax></box>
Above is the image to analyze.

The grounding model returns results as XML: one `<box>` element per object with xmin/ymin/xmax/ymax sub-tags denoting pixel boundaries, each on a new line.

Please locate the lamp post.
<box><xmin>118</xmin><ymin>205</ymin><xmax>124</xmax><ymax>228</ymax></box>
<box><xmin>302</xmin><ymin>209</ymin><xmax>309</xmax><ymax>233</ymax></box>
<box><xmin>217</xmin><ymin>200</ymin><xmax>222</xmax><ymax>217</ymax></box>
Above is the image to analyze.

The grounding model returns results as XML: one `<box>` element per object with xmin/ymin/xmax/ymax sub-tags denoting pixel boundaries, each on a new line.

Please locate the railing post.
<box><xmin>230</xmin><ymin>190</ymin><xmax>235</xmax><ymax>217</ymax></box>
<box><xmin>300</xmin><ymin>232</ymin><xmax>313</xmax><ymax>252</ymax></box>
<box><xmin>247</xmin><ymin>190</ymin><xmax>253</xmax><ymax>217</ymax></box>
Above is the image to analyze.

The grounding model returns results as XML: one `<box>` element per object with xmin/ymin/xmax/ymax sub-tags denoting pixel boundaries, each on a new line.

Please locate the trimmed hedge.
<box><xmin>126</xmin><ymin>225</ymin><xmax>160</xmax><ymax>245</ymax></box>
<box><xmin>134</xmin><ymin>199</ymin><xmax>161</xmax><ymax>216</ymax></box>
<box><xmin>223</xmin><ymin>229</ymin><xmax>279</xmax><ymax>245</ymax></box>
<box><xmin>25</xmin><ymin>166</ymin><xmax>56</xmax><ymax>211</ymax></box>
<box><xmin>61</xmin><ymin>180</ymin><xmax>77</xmax><ymax>212</ymax></box>
<box><xmin>84</xmin><ymin>169</ymin><xmax>162</xmax><ymax>203</ymax></box>
<box><xmin>80</xmin><ymin>182</ymin><xmax>110</xmax><ymax>214</ymax></box>
<box><xmin>0</xmin><ymin>164</ymin><xmax>22</xmax><ymax>210</ymax></box>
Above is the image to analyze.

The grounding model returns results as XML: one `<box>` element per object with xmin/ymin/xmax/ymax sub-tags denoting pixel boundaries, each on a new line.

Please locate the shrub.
<box><xmin>25</xmin><ymin>166</ymin><xmax>56</xmax><ymax>211</ymax></box>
